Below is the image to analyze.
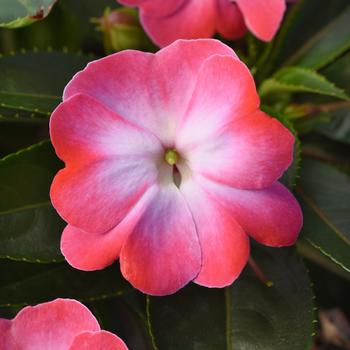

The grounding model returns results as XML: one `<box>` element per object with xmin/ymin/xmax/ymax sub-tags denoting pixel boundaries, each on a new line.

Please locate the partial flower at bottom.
<box><xmin>0</xmin><ymin>298</ymin><xmax>128</xmax><ymax>349</ymax></box>
<box><xmin>50</xmin><ymin>39</ymin><xmax>303</xmax><ymax>296</ymax></box>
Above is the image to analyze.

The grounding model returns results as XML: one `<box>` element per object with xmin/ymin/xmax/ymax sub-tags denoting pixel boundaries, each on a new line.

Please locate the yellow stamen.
<box><xmin>164</xmin><ymin>149</ymin><xmax>179</xmax><ymax>165</ymax></box>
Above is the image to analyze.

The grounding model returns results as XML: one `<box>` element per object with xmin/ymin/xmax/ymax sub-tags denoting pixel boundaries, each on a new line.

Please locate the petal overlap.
<box><xmin>180</xmin><ymin>178</ymin><xmax>249</xmax><ymax>287</ymax></box>
<box><xmin>120</xmin><ymin>184</ymin><xmax>202</xmax><ymax>295</ymax></box>
<box><xmin>50</xmin><ymin>39</ymin><xmax>302</xmax><ymax>296</ymax></box>
<box><xmin>63</xmin><ymin>39</ymin><xmax>236</xmax><ymax>145</ymax></box>
<box><xmin>185</xmin><ymin>110</ymin><xmax>295</xmax><ymax>189</ymax></box>
<box><xmin>198</xmin><ymin>177</ymin><xmax>302</xmax><ymax>246</ymax></box>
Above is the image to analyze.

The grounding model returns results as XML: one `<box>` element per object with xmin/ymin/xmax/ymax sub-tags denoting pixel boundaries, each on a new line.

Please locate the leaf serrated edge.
<box><xmin>275</xmin><ymin>66</ymin><xmax>350</xmax><ymax>100</ymax></box>
<box><xmin>0</xmin><ymin>139</ymin><xmax>50</xmax><ymax>163</ymax></box>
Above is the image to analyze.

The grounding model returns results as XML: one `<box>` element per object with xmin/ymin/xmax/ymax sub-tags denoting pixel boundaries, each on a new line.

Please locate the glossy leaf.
<box><xmin>0</xmin><ymin>107</ymin><xmax>48</xmax><ymax>123</ymax></box>
<box><xmin>0</xmin><ymin>260</ymin><xmax>131</xmax><ymax>306</ymax></box>
<box><xmin>260</xmin><ymin>66</ymin><xmax>349</xmax><ymax>101</ymax></box>
<box><xmin>298</xmin><ymin>158</ymin><xmax>350</xmax><ymax>272</ymax></box>
<box><xmin>89</xmin><ymin>296</ymin><xmax>153</xmax><ymax>350</ymax></box>
<box><xmin>314</xmin><ymin>52</ymin><xmax>350</xmax><ymax>143</ymax></box>
<box><xmin>267</xmin><ymin>0</ymin><xmax>349</xmax><ymax>70</ymax></box>
<box><xmin>0</xmin><ymin>141</ymin><xmax>64</xmax><ymax>262</ymax></box>
<box><xmin>148</xmin><ymin>245</ymin><xmax>314</xmax><ymax>350</ymax></box>
<box><xmin>293</xmin><ymin>5</ymin><xmax>350</xmax><ymax>69</ymax></box>
<box><xmin>0</xmin><ymin>51</ymin><xmax>93</xmax><ymax>114</ymax></box>
<box><xmin>0</xmin><ymin>0</ymin><xmax>56</xmax><ymax>28</ymax></box>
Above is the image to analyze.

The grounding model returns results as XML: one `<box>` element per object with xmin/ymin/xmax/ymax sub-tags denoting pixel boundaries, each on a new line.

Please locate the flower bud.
<box><xmin>95</xmin><ymin>8</ymin><xmax>153</xmax><ymax>52</ymax></box>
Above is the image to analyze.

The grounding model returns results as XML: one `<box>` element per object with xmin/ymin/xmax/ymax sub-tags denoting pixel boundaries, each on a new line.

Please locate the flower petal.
<box><xmin>51</xmin><ymin>153</ymin><xmax>158</xmax><ymax>234</ymax></box>
<box><xmin>50</xmin><ymin>94</ymin><xmax>162</xmax><ymax>166</ymax></box>
<box><xmin>69</xmin><ymin>330</ymin><xmax>128</xmax><ymax>350</ymax></box>
<box><xmin>11</xmin><ymin>299</ymin><xmax>100</xmax><ymax>350</ymax></box>
<box><xmin>186</xmin><ymin>110</ymin><xmax>294</xmax><ymax>189</ymax></box>
<box><xmin>139</xmin><ymin>0</ymin><xmax>217</xmax><ymax>47</ymax></box>
<box><xmin>235</xmin><ymin>0</ymin><xmax>286</xmax><ymax>41</ymax></box>
<box><xmin>176</xmin><ymin>54</ymin><xmax>259</xmax><ymax>150</ymax></box>
<box><xmin>61</xmin><ymin>187</ymin><xmax>156</xmax><ymax>271</ymax></box>
<box><xmin>0</xmin><ymin>319</ymin><xmax>14</xmax><ymax>349</ymax></box>
<box><xmin>200</xmin><ymin>177</ymin><xmax>302</xmax><ymax>246</ymax></box>
<box><xmin>119</xmin><ymin>0</ymin><xmax>186</xmax><ymax>18</ymax></box>
<box><xmin>180</xmin><ymin>177</ymin><xmax>249</xmax><ymax>287</ymax></box>
<box><xmin>216</xmin><ymin>0</ymin><xmax>247</xmax><ymax>40</ymax></box>
<box><xmin>63</xmin><ymin>39</ymin><xmax>236</xmax><ymax>145</ymax></box>
<box><xmin>120</xmin><ymin>184</ymin><xmax>201</xmax><ymax>296</ymax></box>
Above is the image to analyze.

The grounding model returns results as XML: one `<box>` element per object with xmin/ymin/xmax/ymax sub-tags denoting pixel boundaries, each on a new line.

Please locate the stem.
<box><xmin>248</xmin><ymin>257</ymin><xmax>273</xmax><ymax>287</ymax></box>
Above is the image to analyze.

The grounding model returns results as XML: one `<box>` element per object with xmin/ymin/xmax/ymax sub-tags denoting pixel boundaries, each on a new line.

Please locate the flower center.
<box><xmin>164</xmin><ymin>149</ymin><xmax>179</xmax><ymax>165</ymax></box>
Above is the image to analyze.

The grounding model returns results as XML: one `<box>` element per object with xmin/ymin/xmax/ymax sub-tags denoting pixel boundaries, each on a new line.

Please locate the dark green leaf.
<box><xmin>0</xmin><ymin>141</ymin><xmax>64</xmax><ymax>262</ymax></box>
<box><xmin>0</xmin><ymin>0</ymin><xmax>56</xmax><ymax>28</ymax></box>
<box><xmin>0</xmin><ymin>260</ymin><xmax>131</xmax><ymax>306</ymax></box>
<box><xmin>256</xmin><ymin>0</ymin><xmax>349</xmax><ymax>79</ymax></box>
<box><xmin>260</xmin><ymin>67</ymin><xmax>349</xmax><ymax>101</ymax></box>
<box><xmin>313</xmin><ymin>53</ymin><xmax>350</xmax><ymax>143</ymax></box>
<box><xmin>0</xmin><ymin>50</ymin><xmax>93</xmax><ymax>114</ymax></box>
<box><xmin>90</xmin><ymin>296</ymin><xmax>153</xmax><ymax>350</ymax></box>
<box><xmin>148</xmin><ymin>246</ymin><xmax>314</xmax><ymax>350</ymax></box>
<box><xmin>261</xmin><ymin>106</ymin><xmax>301</xmax><ymax>189</ymax></box>
<box><xmin>289</xmin><ymin>5</ymin><xmax>350</xmax><ymax>69</ymax></box>
<box><xmin>298</xmin><ymin>158</ymin><xmax>350</xmax><ymax>272</ymax></box>
<box><xmin>0</xmin><ymin>106</ymin><xmax>48</xmax><ymax>123</ymax></box>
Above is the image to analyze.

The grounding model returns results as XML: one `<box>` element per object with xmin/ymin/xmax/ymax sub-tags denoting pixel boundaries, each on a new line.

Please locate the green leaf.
<box><xmin>89</xmin><ymin>296</ymin><xmax>153</xmax><ymax>350</ymax></box>
<box><xmin>256</xmin><ymin>0</ymin><xmax>349</xmax><ymax>79</ymax></box>
<box><xmin>148</xmin><ymin>246</ymin><xmax>314</xmax><ymax>350</ymax></box>
<box><xmin>260</xmin><ymin>67</ymin><xmax>349</xmax><ymax>101</ymax></box>
<box><xmin>313</xmin><ymin>53</ymin><xmax>350</xmax><ymax>143</ymax></box>
<box><xmin>0</xmin><ymin>141</ymin><xmax>64</xmax><ymax>262</ymax></box>
<box><xmin>298</xmin><ymin>158</ymin><xmax>350</xmax><ymax>272</ymax></box>
<box><xmin>0</xmin><ymin>0</ymin><xmax>56</xmax><ymax>28</ymax></box>
<box><xmin>0</xmin><ymin>260</ymin><xmax>131</xmax><ymax>306</ymax></box>
<box><xmin>261</xmin><ymin>106</ymin><xmax>301</xmax><ymax>188</ymax></box>
<box><xmin>315</xmin><ymin>108</ymin><xmax>350</xmax><ymax>144</ymax></box>
<box><xmin>288</xmin><ymin>5</ymin><xmax>350</xmax><ymax>69</ymax></box>
<box><xmin>0</xmin><ymin>107</ymin><xmax>48</xmax><ymax>123</ymax></box>
<box><xmin>0</xmin><ymin>50</ymin><xmax>93</xmax><ymax>114</ymax></box>
<box><xmin>297</xmin><ymin>239</ymin><xmax>350</xmax><ymax>282</ymax></box>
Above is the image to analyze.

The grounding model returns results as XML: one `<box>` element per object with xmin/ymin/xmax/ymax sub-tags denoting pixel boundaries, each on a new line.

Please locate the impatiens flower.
<box><xmin>117</xmin><ymin>0</ymin><xmax>288</xmax><ymax>46</ymax></box>
<box><xmin>0</xmin><ymin>299</ymin><xmax>127</xmax><ymax>350</ymax></box>
<box><xmin>50</xmin><ymin>39</ymin><xmax>302</xmax><ymax>296</ymax></box>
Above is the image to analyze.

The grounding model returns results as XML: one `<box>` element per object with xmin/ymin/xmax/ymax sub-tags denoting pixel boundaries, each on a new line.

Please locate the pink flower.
<box><xmin>117</xmin><ymin>0</ymin><xmax>287</xmax><ymax>46</ymax></box>
<box><xmin>0</xmin><ymin>299</ymin><xmax>127</xmax><ymax>350</ymax></box>
<box><xmin>50</xmin><ymin>39</ymin><xmax>302</xmax><ymax>296</ymax></box>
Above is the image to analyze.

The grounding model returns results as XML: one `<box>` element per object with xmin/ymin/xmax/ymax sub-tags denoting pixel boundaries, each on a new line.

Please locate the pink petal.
<box><xmin>50</xmin><ymin>94</ymin><xmax>162</xmax><ymax>234</ymax></box>
<box><xmin>176</xmin><ymin>54</ymin><xmax>258</xmax><ymax>150</ymax></box>
<box><xmin>235</xmin><ymin>0</ymin><xmax>286</xmax><ymax>41</ymax></box>
<box><xmin>69</xmin><ymin>330</ymin><xmax>128</xmax><ymax>350</ymax></box>
<box><xmin>200</xmin><ymin>177</ymin><xmax>302</xmax><ymax>246</ymax></box>
<box><xmin>51</xmin><ymin>160</ymin><xmax>157</xmax><ymax>235</ymax></box>
<box><xmin>139</xmin><ymin>0</ymin><xmax>217</xmax><ymax>47</ymax></box>
<box><xmin>186</xmin><ymin>110</ymin><xmax>294</xmax><ymax>189</ymax></box>
<box><xmin>61</xmin><ymin>187</ymin><xmax>157</xmax><ymax>271</ymax></box>
<box><xmin>119</xmin><ymin>0</ymin><xmax>186</xmax><ymax>18</ymax></box>
<box><xmin>10</xmin><ymin>299</ymin><xmax>100</xmax><ymax>350</ymax></box>
<box><xmin>120</xmin><ymin>184</ymin><xmax>201</xmax><ymax>296</ymax></box>
<box><xmin>50</xmin><ymin>94</ymin><xmax>162</xmax><ymax>166</ymax></box>
<box><xmin>180</xmin><ymin>177</ymin><xmax>249</xmax><ymax>287</ymax></box>
<box><xmin>0</xmin><ymin>319</ymin><xmax>15</xmax><ymax>349</ymax></box>
<box><xmin>216</xmin><ymin>0</ymin><xmax>247</xmax><ymax>40</ymax></box>
<box><xmin>63</xmin><ymin>39</ymin><xmax>235</xmax><ymax>145</ymax></box>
